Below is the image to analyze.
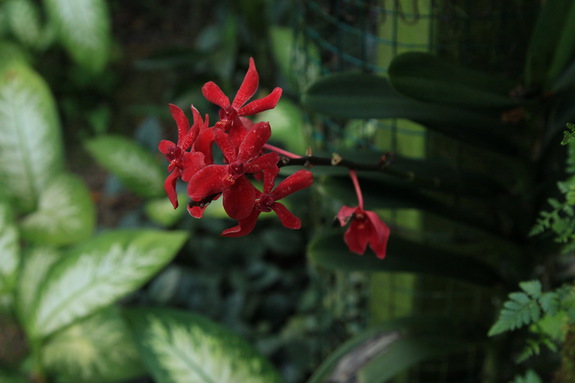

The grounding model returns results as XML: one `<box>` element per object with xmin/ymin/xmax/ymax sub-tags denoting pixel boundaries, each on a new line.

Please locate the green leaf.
<box><xmin>5</xmin><ymin>0</ymin><xmax>53</xmax><ymax>50</ymax></box>
<box><xmin>144</xmin><ymin>193</ymin><xmax>188</xmax><ymax>227</ymax></box>
<box><xmin>255</xmin><ymin>98</ymin><xmax>307</xmax><ymax>154</ymax></box>
<box><xmin>488</xmin><ymin>288</ymin><xmax>542</xmax><ymax>336</ymax></box>
<box><xmin>19</xmin><ymin>172</ymin><xmax>95</xmax><ymax>246</ymax></box>
<box><xmin>309</xmin><ymin>316</ymin><xmax>471</xmax><ymax>383</ymax></box>
<box><xmin>509</xmin><ymin>369</ymin><xmax>542</xmax><ymax>383</ymax></box>
<box><xmin>545</xmin><ymin>3</ymin><xmax>575</xmax><ymax>87</ymax></box>
<box><xmin>525</xmin><ymin>0</ymin><xmax>574</xmax><ymax>88</ymax></box>
<box><xmin>307</xmin><ymin>232</ymin><xmax>502</xmax><ymax>287</ymax></box>
<box><xmin>85</xmin><ymin>134</ymin><xmax>165</xmax><ymax>198</ymax></box>
<box><xmin>44</xmin><ymin>0</ymin><xmax>111</xmax><ymax>73</ymax></box>
<box><xmin>125</xmin><ymin>307</ymin><xmax>282</xmax><ymax>383</ymax></box>
<box><xmin>520</xmin><ymin>280</ymin><xmax>542</xmax><ymax>299</ymax></box>
<box><xmin>15</xmin><ymin>246</ymin><xmax>62</xmax><ymax>329</ymax></box>
<box><xmin>26</xmin><ymin>229</ymin><xmax>188</xmax><ymax>339</ymax></box>
<box><xmin>0</xmin><ymin>368</ymin><xmax>27</xmax><ymax>383</ymax></box>
<box><xmin>388</xmin><ymin>52</ymin><xmax>517</xmax><ymax>109</ymax></box>
<box><xmin>0</xmin><ymin>201</ymin><xmax>20</xmax><ymax>295</ymax></box>
<box><xmin>43</xmin><ymin>307</ymin><xmax>145</xmax><ymax>383</ymax></box>
<box><xmin>302</xmin><ymin>73</ymin><xmax>517</xmax><ymax>155</ymax></box>
<box><xmin>0</xmin><ymin>59</ymin><xmax>64</xmax><ymax>212</ymax></box>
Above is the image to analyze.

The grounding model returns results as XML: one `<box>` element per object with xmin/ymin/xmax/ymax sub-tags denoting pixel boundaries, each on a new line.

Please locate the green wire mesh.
<box><xmin>293</xmin><ymin>1</ymin><xmax>540</xmax><ymax>382</ymax></box>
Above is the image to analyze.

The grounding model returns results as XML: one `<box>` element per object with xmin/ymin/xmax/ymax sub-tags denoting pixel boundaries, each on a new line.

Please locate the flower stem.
<box><xmin>264</xmin><ymin>144</ymin><xmax>301</xmax><ymax>159</ymax></box>
<box><xmin>349</xmin><ymin>169</ymin><xmax>364</xmax><ymax>209</ymax></box>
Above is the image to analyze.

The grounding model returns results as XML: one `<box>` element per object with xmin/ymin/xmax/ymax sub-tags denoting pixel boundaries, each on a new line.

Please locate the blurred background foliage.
<box><xmin>1</xmin><ymin>0</ymin><xmax>575</xmax><ymax>382</ymax></box>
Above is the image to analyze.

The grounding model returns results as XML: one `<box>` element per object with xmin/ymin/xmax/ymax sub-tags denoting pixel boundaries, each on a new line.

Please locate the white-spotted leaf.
<box><xmin>20</xmin><ymin>172</ymin><xmax>95</xmax><ymax>246</ymax></box>
<box><xmin>0</xmin><ymin>58</ymin><xmax>64</xmax><ymax>213</ymax></box>
<box><xmin>44</xmin><ymin>0</ymin><xmax>111</xmax><ymax>73</ymax></box>
<box><xmin>43</xmin><ymin>307</ymin><xmax>145</xmax><ymax>383</ymax></box>
<box><xmin>27</xmin><ymin>229</ymin><xmax>188</xmax><ymax>339</ymax></box>
<box><xmin>126</xmin><ymin>308</ymin><xmax>283</xmax><ymax>383</ymax></box>
<box><xmin>86</xmin><ymin>134</ymin><xmax>165</xmax><ymax>198</ymax></box>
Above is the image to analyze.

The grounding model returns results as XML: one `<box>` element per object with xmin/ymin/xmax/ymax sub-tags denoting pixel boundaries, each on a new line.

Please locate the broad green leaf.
<box><xmin>27</xmin><ymin>229</ymin><xmax>188</xmax><ymax>339</ymax></box>
<box><xmin>388</xmin><ymin>52</ymin><xmax>517</xmax><ymax>109</ymax></box>
<box><xmin>44</xmin><ymin>0</ymin><xmax>111</xmax><ymax>73</ymax></box>
<box><xmin>0</xmin><ymin>368</ymin><xmax>27</xmax><ymax>383</ymax></box>
<box><xmin>0</xmin><ymin>59</ymin><xmax>64</xmax><ymax>212</ymax></box>
<box><xmin>85</xmin><ymin>134</ymin><xmax>165</xmax><ymax>198</ymax></box>
<box><xmin>524</xmin><ymin>0</ymin><xmax>574</xmax><ymax>88</ymax></box>
<box><xmin>144</xmin><ymin>193</ymin><xmax>187</xmax><ymax>227</ymax></box>
<box><xmin>0</xmin><ymin>41</ymin><xmax>30</xmax><ymax>68</ymax></box>
<box><xmin>302</xmin><ymin>73</ymin><xmax>518</xmax><ymax>155</ymax></box>
<box><xmin>308</xmin><ymin>232</ymin><xmax>502</xmax><ymax>287</ymax></box>
<box><xmin>15</xmin><ymin>246</ymin><xmax>61</xmax><ymax>329</ymax></box>
<box><xmin>309</xmin><ymin>316</ymin><xmax>471</xmax><ymax>383</ymax></box>
<box><xmin>0</xmin><ymin>201</ymin><xmax>20</xmax><ymax>295</ymax></box>
<box><xmin>125</xmin><ymin>307</ymin><xmax>282</xmax><ymax>383</ymax></box>
<box><xmin>20</xmin><ymin>172</ymin><xmax>95</xmax><ymax>246</ymax></box>
<box><xmin>5</xmin><ymin>0</ymin><xmax>53</xmax><ymax>50</ymax></box>
<box><xmin>545</xmin><ymin>3</ymin><xmax>575</xmax><ymax>87</ymax></box>
<box><xmin>43</xmin><ymin>307</ymin><xmax>144</xmax><ymax>383</ymax></box>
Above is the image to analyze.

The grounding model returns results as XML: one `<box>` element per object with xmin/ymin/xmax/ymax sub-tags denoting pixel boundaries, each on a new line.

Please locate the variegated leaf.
<box><xmin>0</xmin><ymin>57</ymin><xmax>64</xmax><ymax>213</ymax></box>
<box><xmin>27</xmin><ymin>230</ymin><xmax>187</xmax><ymax>339</ymax></box>
<box><xmin>43</xmin><ymin>307</ymin><xmax>144</xmax><ymax>383</ymax></box>
<box><xmin>86</xmin><ymin>134</ymin><xmax>165</xmax><ymax>198</ymax></box>
<box><xmin>44</xmin><ymin>0</ymin><xmax>111</xmax><ymax>72</ymax></box>
<box><xmin>126</xmin><ymin>308</ymin><xmax>282</xmax><ymax>383</ymax></box>
<box><xmin>0</xmin><ymin>201</ymin><xmax>20</xmax><ymax>296</ymax></box>
<box><xmin>20</xmin><ymin>172</ymin><xmax>95</xmax><ymax>246</ymax></box>
<box><xmin>15</xmin><ymin>246</ymin><xmax>61</xmax><ymax>330</ymax></box>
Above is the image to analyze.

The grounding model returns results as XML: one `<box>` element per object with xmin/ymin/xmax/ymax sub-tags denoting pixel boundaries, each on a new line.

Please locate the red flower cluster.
<box><xmin>159</xmin><ymin>58</ymin><xmax>313</xmax><ymax>236</ymax></box>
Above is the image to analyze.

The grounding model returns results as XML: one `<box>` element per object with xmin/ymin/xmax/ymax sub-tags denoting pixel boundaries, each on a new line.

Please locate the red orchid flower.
<box><xmin>187</xmin><ymin>122</ymin><xmax>279</xmax><ymax>219</ymax></box>
<box><xmin>336</xmin><ymin>170</ymin><xmax>390</xmax><ymax>259</ymax></box>
<box><xmin>222</xmin><ymin>168</ymin><xmax>314</xmax><ymax>237</ymax></box>
<box><xmin>336</xmin><ymin>205</ymin><xmax>390</xmax><ymax>259</ymax></box>
<box><xmin>202</xmin><ymin>57</ymin><xmax>283</xmax><ymax>125</ymax></box>
<box><xmin>158</xmin><ymin>104</ymin><xmax>207</xmax><ymax>208</ymax></box>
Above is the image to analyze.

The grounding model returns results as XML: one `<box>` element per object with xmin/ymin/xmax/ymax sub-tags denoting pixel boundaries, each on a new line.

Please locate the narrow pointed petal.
<box><xmin>263</xmin><ymin>166</ymin><xmax>280</xmax><ymax>194</ymax></box>
<box><xmin>270</xmin><ymin>170</ymin><xmax>313</xmax><ymax>201</ymax></box>
<box><xmin>193</xmin><ymin>128</ymin><xmax>215</xmax><ymax>165</ymax></box>
<box><xmin>202</xmin><ymin>81</ymin><xmax>230</xmax><ymax>109</ymax></box>
<box><xmin>164</xmin><ymin>170</ymin><xmax>181</xmax><ymax>209</ymax></box>
<box><xmin>237</xmin><ymin>122</ymin><xmax>271</xmax><ymax>162</ymax></box>
<box><xmin>336</xmin><ymin>205</ymin><xmax>357</xmax><ymax>226</ymax></box>
<box><xmin>187</xmin><ymin>165</ymin><xmax>232</xmax><ymax>201</ymax></box>
<box><xmin>169</xmin><ymin>104</ymin><xmax>191</xmax><ymax>145</ymax></box>
<box><xmin>222</xmin><ymin>176</ymin><xmax>256</xmax><ymax>220</ymax></box>
<box><xmin>271</xmin><ymin>202</ymin><xmax>301</xmax><ymax>229</ymax></box>
<box><xmin>238</xmin><ymin>87</ymin><xmax>283</xmax><ymax>116</ymax></box>
<box><xmin>364</xmin><ymin>211</ymin><xmax>390</xmax><ymax>259</ymax></box>
<box><xmin>180</xmin><ymin>105</ymin><xmax>202</xmax><ymax>149</ymax></box>
<box><xmin>214</xmin><ymin>129</ymin><xmax>238</xmax><ymax>163</ymax></box>
<box><xmin>232</xmin><ymin>57</ymin><xmax>259</xmax><ymax>110</ymax></box>
<box><xmin>222</xmin><ymin>210</ymin><xmax>260</xmax><ymax>237</ymax></box>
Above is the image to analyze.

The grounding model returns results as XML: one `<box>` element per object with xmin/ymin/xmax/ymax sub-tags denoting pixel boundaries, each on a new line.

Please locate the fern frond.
<box><xmin>508</xmin><ymin>369</ymin><xmax>542</xmax><ymax>383</ymax></box>
<box><xmin>488</xmin><ymin>290</ymin><xmax>541</xmax><ymax>336</ymax></box>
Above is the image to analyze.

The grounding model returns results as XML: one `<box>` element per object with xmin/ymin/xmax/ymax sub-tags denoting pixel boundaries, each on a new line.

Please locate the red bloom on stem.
<box><xmin>202</xmin><ymin>58</ymin><xmax>282</xmax><ymax>130</ymax></box>
<box><xmin>336</xmin><ymin>170</ymin><xmax>390</xmax><ymax>259</ymax></box>
<box><xmin>222</xmin><ymin>168</ymin><xmax>314</xmax><ymax>237</ymax></box>
<box><xmin>158</xmin><ymin>104</ymin><xmax>207</xmax><ymax>208</ymax></box>
<box><xmin>187</xmin><ymin>122</ymin><xmax>279</xmax><ymax>219</ymax></box>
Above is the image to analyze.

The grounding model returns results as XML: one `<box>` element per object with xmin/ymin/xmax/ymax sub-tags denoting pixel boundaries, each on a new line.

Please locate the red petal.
<box><xmin>343</xmin><ymin>220</ymin><xmax>370</xmax><ymax>255</ymax></box>
<box><xmin>270</xmin><ymin>169</ymin><xmax>313</xmax><ymax>201</ymax></box>
<box><xmin>262</xmin><ymin>166</ymin><xmax>280</xmax><ymax>194</ymax></box>
<box><xmin>214</xmin><ymin>129</ymin><xmax>237</xmax><ymax>163</ymax></box>
<box><xmin>238</xmin><ymin>87</ymin><xmax>282</xmax><ymax>116</ymax></box>
<box><xmin>222</xmin><ymin>209</ymin><xmax>260</xmax><ymax>237</ymax></box>
<box><xmin>193</xmin><ymin>128</ymin><xmax>215</xmax><ymax>165</ymax></box>
<box><xmin>245</xmin><ymin>152</ymin><xmax>279</xmax><ymax>174</ymax></box>
<box><xmin>271</xmin><ymin>202</ymin><xmax>301</xmax><ymax>229</ymax></box>
<box><xmin>202</xmin><ymin>81</ymin><xmax>230</xmax><ymax>109</ymax></box>
<box><xmin>336</xmin><ymin>205</ymin><xmax>357</xmax><ymax>227</ymax></box>
<box><xmin>232</xmin><ymin>57</ymin><xmax>259</xmax><ymax>110</ymax></box>
<box><xmin>222</xmin><ymin>176</ymin><xmax>256</xmax><ymax>220</ymax></box>
<box><xmin>364</xmin><ymin>211</ymin><xmax>390</xmax><ymax>259</ymax></box>
<box><xmin>169</xmin><ymin>104</ymin><xmax>190</xmax><ymax>146</ymax></box>
<box><xmin>180</xmin><ymin>106</ymin><xmax>202</xmax><ymax>149</ymax></box>
<box><xmin>237</xmin><ymin>122</ymin><xmax>271</xmax><ymax>163</ymax></box>
<box><xmin>164</xmin><ymin>170</ymin><xmax>181</xmax><ymax>209</ymax></box>
<box><xmin>187</xmin><ymin>165</ymin><xmax>232</xmax><ymax>201</ymax></box>
<box><xmin>158</xmin><ymin>140</ymin><xmax>176</xmax><ymax>156</ymax></box>
<box><xmin>181</xmin><ymin>151</ymin><xmax>206</xmax><ymax>182</ymax></box>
